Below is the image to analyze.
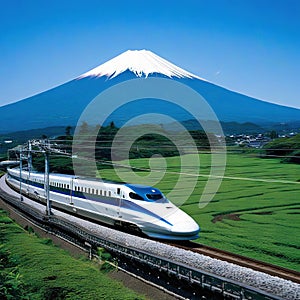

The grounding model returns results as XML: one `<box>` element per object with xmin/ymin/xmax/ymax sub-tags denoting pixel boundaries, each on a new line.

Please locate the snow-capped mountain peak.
<box><xmin>78</xmin><ymin>49</ymin><xmax>203</xmax><ymax>80</ymax></box>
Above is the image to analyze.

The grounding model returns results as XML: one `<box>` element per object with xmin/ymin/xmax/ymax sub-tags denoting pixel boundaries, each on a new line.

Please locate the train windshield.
<box><xmin>146</xmin><ymin>193</ymin><xmax>163</xmax><ymax>200</ymax></box>
<box><xmin>129</xmin><ymin>191</ymin><xmax>168</xmax><ymax>203</ymax></box>
<box><xmin>146</xmin><ymin>193</ymin><xmax>168</xmax><ymax>203</ymax></box>
<box><xmin>129</xmin><ymin>192</ymin><xmax>144</xmax><ymax>201</ymax></box>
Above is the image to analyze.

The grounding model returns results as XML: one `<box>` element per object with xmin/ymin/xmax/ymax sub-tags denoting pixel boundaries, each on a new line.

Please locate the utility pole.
<box><xmin>19</xmin><ymin>148</ymin><xmax>23</xmax><ymax>201</ymax></box>
<box><xmin>10</xmin><ymin>139</ymin><xmax>72</xmax><ymax>215</ymax></box>
<box><xmin>44</xmin><ymin>151</ymin><xmax>51</xmax><ymax>216</ymax></box>
<box><xmin>27</xmin><ymin>140</ymin><xmax>32</xmax><ymax>176</ymax></box>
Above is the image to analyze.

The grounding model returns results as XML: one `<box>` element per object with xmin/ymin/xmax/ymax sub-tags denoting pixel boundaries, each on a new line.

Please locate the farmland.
<box><xmin>98</xmin><ymin>152</ymin><xmax>300</xmax><ymax>271</ymax></box>
<box><xmin>0</xmin><ymin>210</ymin><xmax>143</xmax><ymax>299</ymax></box>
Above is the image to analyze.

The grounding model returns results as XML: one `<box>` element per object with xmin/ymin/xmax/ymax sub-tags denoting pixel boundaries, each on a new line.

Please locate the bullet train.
<box><xmin>6</xmin><ymin>167</ymin><xmax>200</xmax><ymax>240</ymax></box>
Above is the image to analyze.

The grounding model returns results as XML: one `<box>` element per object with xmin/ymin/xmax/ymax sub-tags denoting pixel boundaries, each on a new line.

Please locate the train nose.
<box><xmin>171</xmin><ymin>219</ymin><xmax>200</xmax><ymax>235</ymax></box>
<box><xmin>166</xmin><ymin>208</ymin><xmax>200</xmax><ymax>236</ymax></box>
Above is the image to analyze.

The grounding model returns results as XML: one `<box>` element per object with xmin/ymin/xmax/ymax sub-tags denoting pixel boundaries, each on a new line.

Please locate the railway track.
<box><xmin>168</xmin><ymin>241</ymin><xmax>300</xmax><ymax>284</ymax></box>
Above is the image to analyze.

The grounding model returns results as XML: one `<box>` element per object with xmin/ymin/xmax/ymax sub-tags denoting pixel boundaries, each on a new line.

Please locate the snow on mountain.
<box><xmin>78</xmin><ymin>49</ymin><xmax>204</xmax><ymax>80</ymax></box>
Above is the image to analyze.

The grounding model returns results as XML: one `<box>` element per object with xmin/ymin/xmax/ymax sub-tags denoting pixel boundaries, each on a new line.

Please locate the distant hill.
<box><xmin>263</xmin><ymin>133</ymin><xmax>300</xmax><ymax>164</ymax></box>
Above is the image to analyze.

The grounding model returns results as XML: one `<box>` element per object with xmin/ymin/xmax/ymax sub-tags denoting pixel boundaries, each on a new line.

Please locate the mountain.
<box><xmin>0</xmin><ymin>49</ymin><xmax>299</xmax><ymax>133</ymax></box>
<box><xmin>79</xmin><ymin>49</ymin><xmax>202</xmax><ymax>79</ymax></box>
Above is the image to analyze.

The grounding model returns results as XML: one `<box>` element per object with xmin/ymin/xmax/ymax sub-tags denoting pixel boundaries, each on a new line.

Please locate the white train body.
<box><xmin>6</xmin><ymin>168</ymin><xmax>200</xmax><ymax>240</ymax></box>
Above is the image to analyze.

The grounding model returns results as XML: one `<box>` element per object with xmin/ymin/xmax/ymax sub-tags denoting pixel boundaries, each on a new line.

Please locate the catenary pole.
<box><xmin>19</xmin><ymin>148</ymin><xmax>23</xmax><ymax>201</ymax></box>
<box><xmin>45</xmin><ymin>151</ymin><xmax>51</xmax><ymax>216</ymax></box>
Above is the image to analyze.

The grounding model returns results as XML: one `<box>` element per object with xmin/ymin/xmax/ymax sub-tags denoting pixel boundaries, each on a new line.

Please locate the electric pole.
<box><xmin>44</xmin><ymin>151</ymin><xmax>51</xmax><ymax>216</ymax></box>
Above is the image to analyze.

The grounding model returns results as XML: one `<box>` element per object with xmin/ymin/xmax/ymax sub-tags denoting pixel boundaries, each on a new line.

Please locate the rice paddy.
<box><xmin>98</xmin><ymin>152</ymin><xmax>300</xmax><ymax>271</ymax></box>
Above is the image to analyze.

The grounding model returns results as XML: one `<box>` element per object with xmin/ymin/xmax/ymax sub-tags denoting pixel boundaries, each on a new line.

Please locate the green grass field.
<box><xmin>0</xmin><ymin>210</ymin><xmax>143</xmax><ymax>299</ymax></box>
<box><xmin>98</xmin><ymin>153</ymin><xmax>300</xmax><ymax>271</ymax></box>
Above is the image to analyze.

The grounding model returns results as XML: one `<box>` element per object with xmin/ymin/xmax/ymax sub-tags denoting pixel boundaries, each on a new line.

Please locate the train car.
<box><xmin>6</xmin><ymin>167</ymin><xmax>200</xmax><ymax>240</ymax></box>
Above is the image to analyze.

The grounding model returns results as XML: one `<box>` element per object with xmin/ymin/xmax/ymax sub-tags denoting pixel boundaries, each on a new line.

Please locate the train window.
<box><xmin>129</xmin><ymin>192</ymin><xmax>144</xmax><ymax>201</ymax></box>
<box><xmin>108</xmin><ymin>191</ymin><xmax>111</xmax><ymax>197</ymax></box>
<box><xmin>104</xmin><ymin>191</ymin><xmax>106</xmax><ymax>196</ymax></box>
<box><xmin>117</xmin><ymin>188</ymin><xmax>120</xmax><ymax>195</ymax></box>
<box><xmin>88</xmin><ymin>188</ymin><xmax>90</xmax><ymax>194</ymax></box>
<box><xmin>100</xmin><ymin>190</ymin><xmax>102</xmax><ymax>196</ymax></box>
<box><xmin>67</xmin><ymin>184</ymin><xmax>69</xmax><ymax>189</ymax></box>
<box><xmin>92</xmin><ymin>188</ymin><xmax>94</xmax><ymax>194</ymax></box>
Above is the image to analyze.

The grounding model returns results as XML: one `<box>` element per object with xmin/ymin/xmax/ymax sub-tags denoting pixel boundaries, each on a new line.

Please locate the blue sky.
<box><xmin>1</xmin><ymin>0</ymin><xmax>299</xmax><ymax>108</ymax></box>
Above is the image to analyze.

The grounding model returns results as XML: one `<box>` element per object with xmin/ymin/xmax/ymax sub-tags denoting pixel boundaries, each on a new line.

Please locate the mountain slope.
<box><xmin>0</xmin><ymin>50</ymin><xmax>299</xmax><ymax>133</ymax></box>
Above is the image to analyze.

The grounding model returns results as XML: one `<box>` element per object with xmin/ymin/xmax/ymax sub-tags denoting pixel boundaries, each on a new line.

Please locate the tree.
<box><xmin>65</xmin><ymin>126</ymin><xmax>72</xmax><ymax>137</ymax></box>
<box><xmin>110</xmin><ymin>121</ymin><xmax>115</xmax><ymax>129</ymax></box>
<box><xmin>79</xmin><ymin>121</ymin><xmax>89</xmax><ymax>135</ymax></box>
<box><xmin>270</xmin><ymin>130</ymin><xmax>278</xmax><ymax>139</ymax></box>
<box><xmin>94</xmin><ymin>124</ymin><xmax>101</xmax><ymax>134</ymax></box>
